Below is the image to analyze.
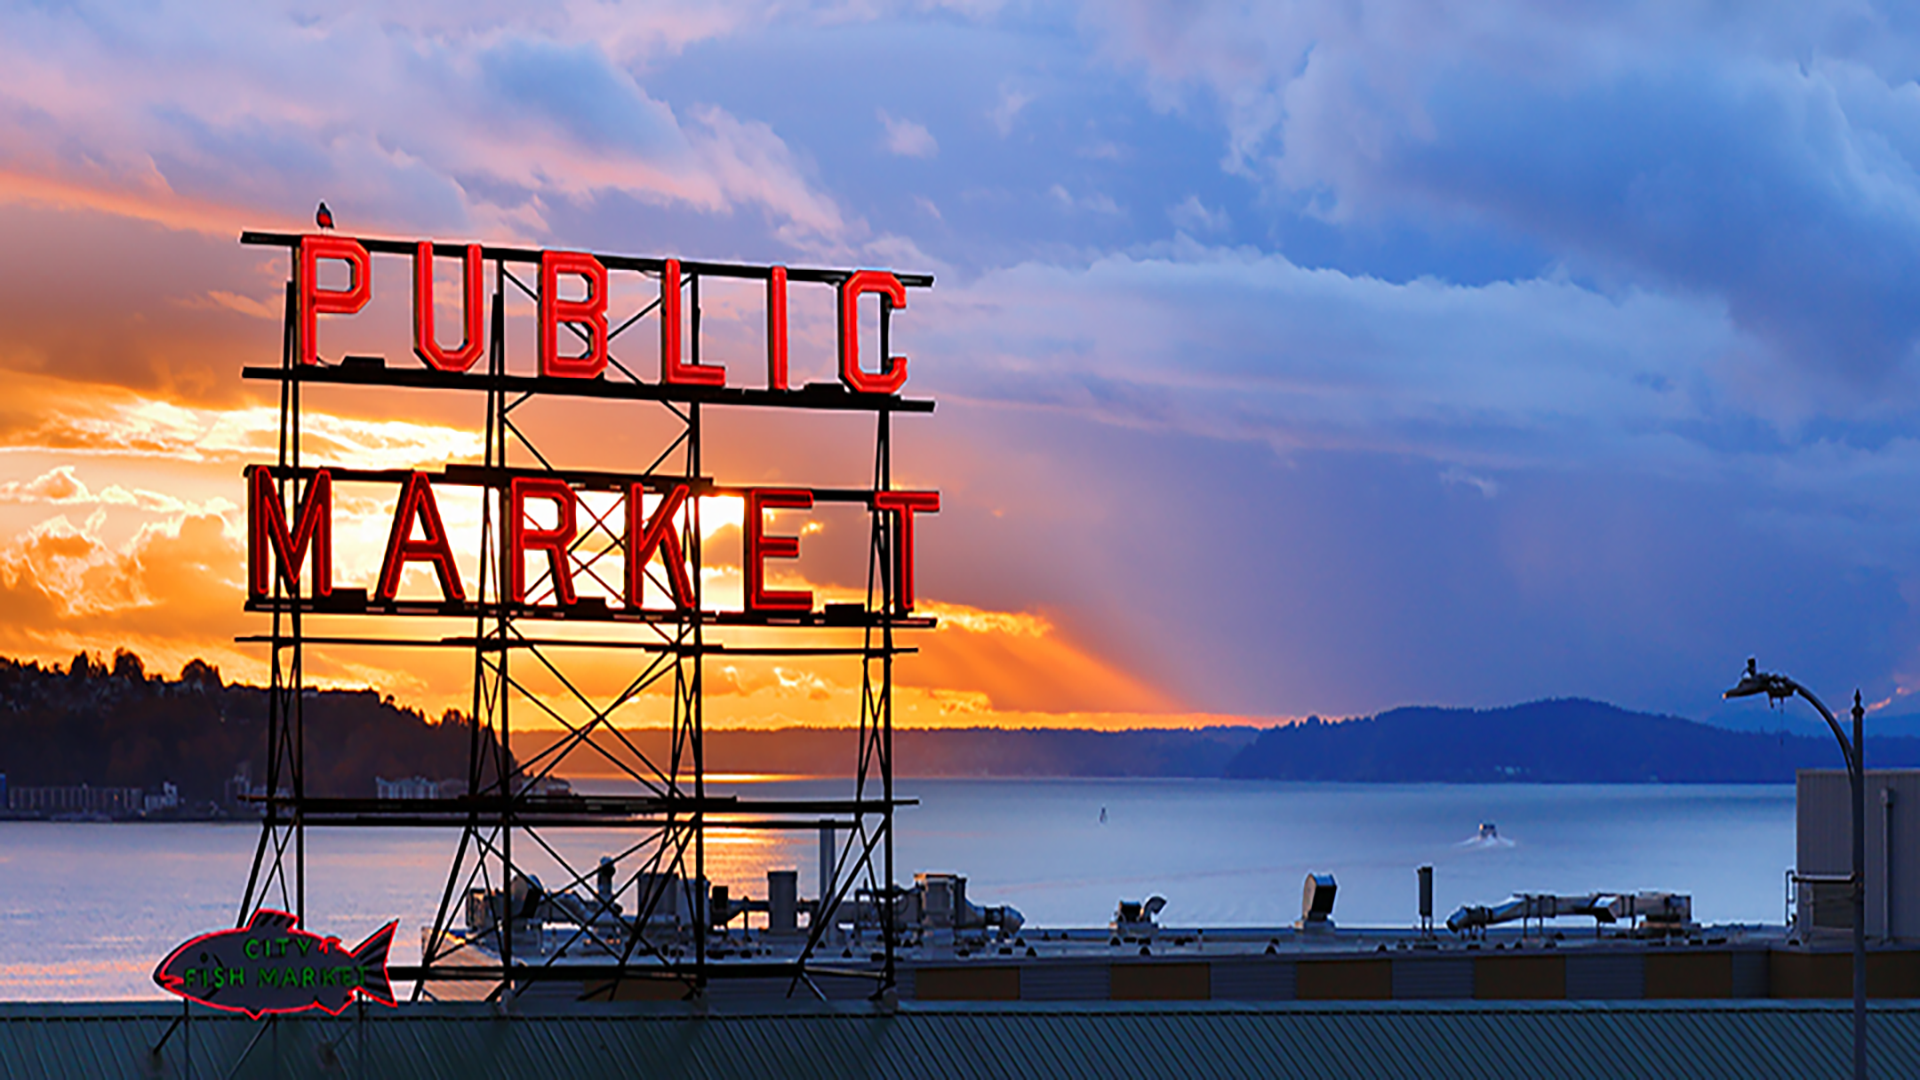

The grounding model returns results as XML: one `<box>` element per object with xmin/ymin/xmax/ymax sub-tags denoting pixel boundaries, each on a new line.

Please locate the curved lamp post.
<box><xmin>1725</xmin><ymin>658</ymin><xmax>1867</xmax><ymax>1080</ymax></box>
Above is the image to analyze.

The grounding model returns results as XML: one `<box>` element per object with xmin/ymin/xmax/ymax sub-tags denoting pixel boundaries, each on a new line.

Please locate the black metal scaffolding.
<box><xmin>233</xmin><ymin>232</ymin><xmax>934</xmax><ymax>1003</ymax></box>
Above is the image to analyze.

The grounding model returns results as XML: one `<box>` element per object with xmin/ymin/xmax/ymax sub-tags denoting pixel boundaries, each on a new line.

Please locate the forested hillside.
<box><xmin>0</xmin><ymin>651</ymin><xmax>480</xmax><ymax>801</ymax></box>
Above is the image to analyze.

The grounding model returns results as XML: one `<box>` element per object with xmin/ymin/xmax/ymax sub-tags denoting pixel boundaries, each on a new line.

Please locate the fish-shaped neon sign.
<box><xmin>153</xmin><ymin>909</ymin><xmax>397</xmax><ymax>1018</ymax></box>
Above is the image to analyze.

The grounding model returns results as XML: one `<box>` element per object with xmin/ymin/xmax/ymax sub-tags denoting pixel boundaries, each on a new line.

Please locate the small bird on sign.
<box><xmin>315</xmin><ymin>201</ymin><xmax>335</xmax><ymax>230</ymax></box>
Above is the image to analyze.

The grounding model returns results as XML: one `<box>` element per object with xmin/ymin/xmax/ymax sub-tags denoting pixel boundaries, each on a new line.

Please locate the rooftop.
<box><xmin>8</xmin><ymin>999</ymin><xmax>1919</xmax><ymax>1079</ymax></box>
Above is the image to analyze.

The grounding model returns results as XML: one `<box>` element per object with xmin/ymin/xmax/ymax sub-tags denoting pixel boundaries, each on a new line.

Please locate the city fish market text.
<box><xmin>153</xmin><ymin>910</ymin><xmax>397</xmax><ymax>1018</ymax></box>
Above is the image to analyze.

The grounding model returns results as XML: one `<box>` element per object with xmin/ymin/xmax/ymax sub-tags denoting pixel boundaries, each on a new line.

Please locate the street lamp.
<box><xmin>1725</xmin><ymin>658</ymin><xmax>1867</xmax><ymax>1080</ymax></box>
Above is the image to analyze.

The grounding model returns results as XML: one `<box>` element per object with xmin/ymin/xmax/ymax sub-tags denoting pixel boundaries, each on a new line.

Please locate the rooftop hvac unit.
<box><xmin>1799</xmin><ymin>875</ymin><xmax>1854</xmax><ymax>931</ymax></box>
<box><xmin>1298</xmin><ymin>872</ymin><xmax>1337</xmax><ymax>931</ymax></box>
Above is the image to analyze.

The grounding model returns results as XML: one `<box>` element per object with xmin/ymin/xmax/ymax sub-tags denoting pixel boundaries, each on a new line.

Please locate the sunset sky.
<box><xmin>2</xmin><ymin>1</ymin><xmax>1919</xmax><ymax>729</ymax></box>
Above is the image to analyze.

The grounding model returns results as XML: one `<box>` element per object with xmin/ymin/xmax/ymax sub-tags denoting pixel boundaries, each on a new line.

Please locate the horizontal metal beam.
<box><xmin>393</xmin><ymin>961</ymin><xmax>886</xmax><ymax>982</ymax></box>
<box><xmin>251</xmin><ymin>463</ymin><xmax>716</xmax><ymax>493</ymax></box>
<box><xmin>243</xmin><ymin>363</ymin><xmax>936</xmax><ymax>412</ymax></box>
<box><xmin>260</xmin><ymin>795</ymin><xmax>914</xmax><ymax>816</ymax></box>
<box><xmin>240</xmin><ymin>230</ymin><xmax>934</xmax><ymax>289</ymax></box>
<box><xmin>271</xmin><ymin>815</ymin><xmax>878</xmax><ymax>829</ymax></box>
<box><xmin>250</xmin><ymin>462</ymin><xmax>903</xmax><ymax>503</ymax></box>
<box><xmin>243</xmin><ymin>597</ymin><xmax>935</xmax><ymax>630</ymax></box>
<box><xmin>231</xmin><ymin>634</ymin><xmax>915</xmax><ymax>658</ymax></box>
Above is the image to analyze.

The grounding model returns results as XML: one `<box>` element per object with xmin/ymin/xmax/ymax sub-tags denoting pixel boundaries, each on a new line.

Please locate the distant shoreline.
<box><xmin>7</xmin><ymin>654</ymin><xmax>1908</xmax><ymax>797</ymax></box>
<box><xmin>0</xmin><ymin>772</ymin><xmax>1810</xmax><ymax>830</ymax></box>
<box><xmin>0</xmin><ymin>811</ymin><xmax>247</xmax><ymax>824</ymax></box>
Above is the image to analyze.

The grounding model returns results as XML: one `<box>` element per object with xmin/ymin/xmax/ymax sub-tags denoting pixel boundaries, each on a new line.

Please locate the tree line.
<box><xmin>0</xmin><ymin>651</ymin><xmax>482</xmax><ymax>802</ymax></box>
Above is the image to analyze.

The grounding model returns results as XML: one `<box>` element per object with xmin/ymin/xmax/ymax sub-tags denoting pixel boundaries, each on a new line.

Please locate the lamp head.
<box><xmin>1724</xmin><ymin>657</ymin><xmax>1791</xmax><ymax>703</ymax></box>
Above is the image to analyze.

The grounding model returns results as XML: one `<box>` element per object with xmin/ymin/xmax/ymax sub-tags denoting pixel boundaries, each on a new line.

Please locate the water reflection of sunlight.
<box><xmin>702</xmin><ymin>830</ymin><xmax>808</xmax><ymax>893</ymax></box>
<box><xmin>494</xmin><ymin>815</ymin><xmax>814</xmax><ymax>919</ymax></box>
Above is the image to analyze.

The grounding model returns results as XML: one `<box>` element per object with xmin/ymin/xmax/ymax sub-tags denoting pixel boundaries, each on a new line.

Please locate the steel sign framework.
<box><xmin>232</xmin><ymin>230</ymin><xmax>935</xmax><ymax>1004</ymax></box>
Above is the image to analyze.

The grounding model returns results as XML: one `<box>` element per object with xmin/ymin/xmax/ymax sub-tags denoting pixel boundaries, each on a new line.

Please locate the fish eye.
<box><xmin>198</xmin><ymin>952</ymin><xmax>208</xmax><ymax>962</ymax></box>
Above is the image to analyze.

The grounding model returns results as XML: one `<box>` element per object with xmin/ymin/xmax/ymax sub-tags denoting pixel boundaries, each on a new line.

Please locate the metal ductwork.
<box><xmin>1445</xmin><ymin>891</ymin><xmax>1693</xmax><ymax>935</ymax></box>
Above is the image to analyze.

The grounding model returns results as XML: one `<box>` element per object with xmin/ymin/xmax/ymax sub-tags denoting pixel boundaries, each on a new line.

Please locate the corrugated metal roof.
<box><xmin>2</xmin><ymin>999</ymin><xmax>1918</xmax><ymax>1079</ymax></box>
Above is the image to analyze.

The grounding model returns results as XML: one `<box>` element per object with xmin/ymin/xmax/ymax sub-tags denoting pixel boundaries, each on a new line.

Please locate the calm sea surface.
<box><xmin>0</xmin><ymin>779</ymin><xmax>1794</xmax><ymax>1000</ymax></box>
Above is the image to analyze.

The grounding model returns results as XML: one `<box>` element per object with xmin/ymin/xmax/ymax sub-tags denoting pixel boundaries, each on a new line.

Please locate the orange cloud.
<box><xmin>0</xmin><ymin>465</ymin><xmax>231</xmax><ymax>516</ymax></box>
<box><xmin>0</xmin><ymin>375</ymin><xmax>481</xmax><ymax>468</ymax></box>
<box><xmin>0</xmin><ymin>508</ymin><xmax>257</xmax><ymax>680</ymax></box>
<box><xmin>0</xmin><ymin>169</ymin><xmax>270</xmax><ymax>241</ymax></box>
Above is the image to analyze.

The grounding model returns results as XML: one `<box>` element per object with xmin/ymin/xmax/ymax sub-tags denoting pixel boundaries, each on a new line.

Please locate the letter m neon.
<box><xmin>248</xmin><ymin>467</ymin><xmax>333</xmax><ymax>599</ymax></box>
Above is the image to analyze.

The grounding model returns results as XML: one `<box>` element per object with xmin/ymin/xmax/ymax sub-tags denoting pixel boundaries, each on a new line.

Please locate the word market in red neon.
<box><xmin>247</xmin><ymin>468</ymin><xmax>938</xmax><ymax>616</ymax></box>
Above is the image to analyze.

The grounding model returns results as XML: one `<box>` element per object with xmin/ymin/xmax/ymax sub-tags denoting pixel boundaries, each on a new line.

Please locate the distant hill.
<box><xmin>0</xmin><ymin>651</ymin><xmax>484</xmax><ymax>803</ymax></box>
<box><xmin>8</xmin><ymin>650</ymin><xmax>1910</xmax><ymax>793</ymax></box>
<box><xmin>1224</xmin><ymin>698</ymin><xmax>1920</xmax><ymax>783</ymax></box>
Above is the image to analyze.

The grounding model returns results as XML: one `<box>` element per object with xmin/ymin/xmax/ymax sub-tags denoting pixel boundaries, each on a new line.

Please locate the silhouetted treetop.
<box><xmin>0</xmin><ymin>651</ymin><xmax>484</xmax><ymax>801</ymax></box>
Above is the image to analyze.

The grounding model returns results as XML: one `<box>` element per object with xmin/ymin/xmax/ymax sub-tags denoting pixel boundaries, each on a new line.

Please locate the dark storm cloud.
<box><xmin>1088</xmin><ymin>0</ymin><xmax>1920</xmax><ymax>397</ymax></box>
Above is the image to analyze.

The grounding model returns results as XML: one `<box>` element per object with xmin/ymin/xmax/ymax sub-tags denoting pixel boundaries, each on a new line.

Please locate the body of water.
<box><xmin>0</xmin><ymin>779</ymin><xmax>1795</xmax><ymax>1000</ymax></box>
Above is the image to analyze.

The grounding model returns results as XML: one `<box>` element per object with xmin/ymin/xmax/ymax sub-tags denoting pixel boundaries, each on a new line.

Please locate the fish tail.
<box><xmin>350</xmin><ymin>921</ymin><xmax>399</xmax><ymax>1005</ymax></box>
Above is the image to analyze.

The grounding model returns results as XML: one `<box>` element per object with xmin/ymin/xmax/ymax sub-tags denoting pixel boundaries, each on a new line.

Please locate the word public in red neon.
<box><xmin>291</xmin><ymin>234</ymin><xmax>914</xmax><ymax>395</ymax></box>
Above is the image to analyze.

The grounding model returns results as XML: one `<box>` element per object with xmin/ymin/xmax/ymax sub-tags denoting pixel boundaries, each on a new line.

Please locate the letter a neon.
<box><xmin>376</xmin><ymin>473</ymin><xmax>466</xmax><ymax>602</ymax></box>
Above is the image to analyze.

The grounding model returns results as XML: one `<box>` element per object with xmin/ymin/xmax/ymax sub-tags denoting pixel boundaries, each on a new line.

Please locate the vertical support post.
<box><xmin>493</xmin><ymin>257</ymin><xmax>515</xmax><ymax>1002</ymax></box>
<box><xmin>879</xmin><ymin>290</ymin><xmax>897</xmax><ymax>989</ymax></box>
<box><xmin>1853</xmin><ymin>689</ymin><xmax>1868</xmax><ymax>1080</ymax></box>
<box><xmin>241</xmin><ymin>279</ymin><xmax>299</xmax><ymax>927</ymax></box>
<box><xmin>1418</xmin><ymin>865</ymin><xmax>1434</xmax><ymax>936</ymax></box>
<box><xmin>499</xmin><ymin>495</ymin><xmax>513</xmax><ymax>998</ymax></box>
<box><xmin>1884</xmin><ymin>786</ymin><xmax>1896</xmax><ymax>941</ymax></box>
<box><xmin>690</xmin><ymin>267</ymin><xmax>707</xmax><ymax>995</ymax></box>
<box><xmin>287</xmin><ymin>264</ymin><xmax>308</xmax><ymax>925</ymax></box>
<box><xmin>293</xmin><ymin>369</ymin><xmax>305</xmax><ymax>925</ymax></box>
<box><xmin>818</xmin><ymin>821</ymin><xmax>834</xmax><ymax>920</ymax></box>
